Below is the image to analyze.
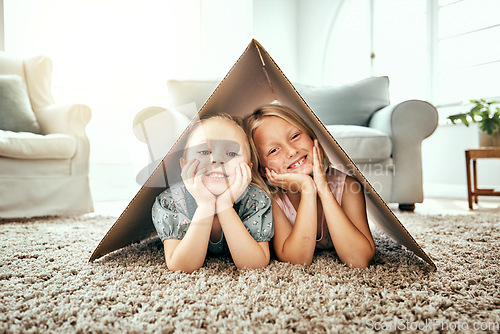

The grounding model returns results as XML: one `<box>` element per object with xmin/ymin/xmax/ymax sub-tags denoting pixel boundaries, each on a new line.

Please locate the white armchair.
<box><xmin>0</xmin><ymin>52</ymin><xmax>93</xmax><ymax>218</ymax></box>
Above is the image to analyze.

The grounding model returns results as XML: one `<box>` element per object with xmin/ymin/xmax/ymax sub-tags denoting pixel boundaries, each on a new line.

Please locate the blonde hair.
<box><xmin>243</xmin><ymin>104</ymin><xmax>331</xmax><ymax>196</ymax></box>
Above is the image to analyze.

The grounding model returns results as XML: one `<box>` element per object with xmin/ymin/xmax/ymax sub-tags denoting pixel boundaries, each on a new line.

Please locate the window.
<box><xmin>437</xmin><ymin>0</ymin><xmax>500</xmax><ymax>106</ymax></box>
<box><xmin>372</xmin><ymin>0</ymin><xmax>500</xmax><ymax>110</ymax></box>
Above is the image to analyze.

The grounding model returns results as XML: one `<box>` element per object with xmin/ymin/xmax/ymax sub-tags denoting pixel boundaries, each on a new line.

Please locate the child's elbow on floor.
<box><xmin>280</xmin><ymin>255</ymin><xmax>312</xmax><ymax>266</ymax></box>
<box><xmin>291</xmin><ymin>259</ymin><xmax>313</xmax><ymax>266</ymax></box>
<box><xmin>346</xmin><ymin>252</ymin><xmax>375</xmax><ymax>269</ymax></box>
<box><xmin>235</xmin><ymin>260</ymin><xmax>270</xmax><ymax>270</ymax></box>
<box><xmin>348</xmin><ymin>259</ymin><xmax>371</xmax><ymax>269</ymax></box>
<box><xmin>166</xmin><ymin>261</ymin><xmax>202</xmax><ymax>274</ymax></box>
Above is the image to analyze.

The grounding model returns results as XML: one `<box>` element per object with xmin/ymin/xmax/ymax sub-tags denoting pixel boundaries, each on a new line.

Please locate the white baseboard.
<box><xmin>423</xmin><ymin>183</ymin><xmax>468</xmax><ymax>199</ymax></box>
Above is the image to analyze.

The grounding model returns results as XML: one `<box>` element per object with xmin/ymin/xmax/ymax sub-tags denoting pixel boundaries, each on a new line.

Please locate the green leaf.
<box><xmin>468</xmin><ymin>106</ymin><xmax>483</xmax><ymax>122</ymax></box>
<box><xmin>479</xmin><ymin>109</ymin><xmax>491</xmax><ymax>120</ymax></box>
<box><xmin>448</xmin><ymin>113</ymin><xmax>470</xmax><ymax>126</ymax></box>
<box><xmin>469</xmin><ymin>105</ymin><xmax>481</xmax><ymax>114</ymax></box>
<box><xmin>479</xmin><ymin>115</ymin><xmax>500</xmax><ymax>136</ymax></box>
<box><xmin>450</xmin><ymin>99</ymin><xmax>500</xmax><ymax>131</ymax></box>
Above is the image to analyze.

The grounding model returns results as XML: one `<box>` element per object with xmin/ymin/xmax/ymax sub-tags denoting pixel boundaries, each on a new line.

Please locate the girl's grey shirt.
<box><xmin>152</xmin><ymin>183</ymin><xmax>274</xmax><ymax>255</ymax></box>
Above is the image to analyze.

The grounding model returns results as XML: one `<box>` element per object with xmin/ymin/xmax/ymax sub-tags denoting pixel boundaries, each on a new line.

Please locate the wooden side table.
<box><xmin>465</xmin><ymin>148</ymin><xmax>500</xmax><ymax>209</ymax></box>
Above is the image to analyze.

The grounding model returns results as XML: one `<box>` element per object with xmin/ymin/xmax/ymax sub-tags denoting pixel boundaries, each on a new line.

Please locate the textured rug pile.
<box><xmin>1</xmin><ymin>211</ymin><xmax>499</xmax><ymax>333</ymax></box>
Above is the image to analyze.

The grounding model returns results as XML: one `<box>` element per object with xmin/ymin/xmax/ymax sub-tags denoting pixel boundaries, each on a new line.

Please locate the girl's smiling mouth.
<box><xmin>288</xmin><ymin>155</ymin><xmax>307</xmax><ymax>170</ymax></box>
<box><xmin>205</xmin><ymin>171</ymin><xmax>229</xmax><ymax>179</ymax></box>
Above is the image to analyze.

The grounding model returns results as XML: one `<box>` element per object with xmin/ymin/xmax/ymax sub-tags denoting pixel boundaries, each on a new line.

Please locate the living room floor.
<box><xmin>92</xmin><ymin>197</ymin><xmax>500</xmax><ymax>217</ymax></box>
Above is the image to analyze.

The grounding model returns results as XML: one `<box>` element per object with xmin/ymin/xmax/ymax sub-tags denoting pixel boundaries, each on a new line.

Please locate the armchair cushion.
<box><xmin>0</xmin><ymin>130</ymin><xmax>76</xmax><ymax>160</ymax></box>
<box><xmin>325</xmin><ymin>125</ymin><xmax>392</xmax><ymax>163</ymax></box>
<box><xmin>0</xmin><ymin>75</ymin><xmax>40</xmax><ymax>133</ymax></box>
<box><xmin>295</xmin><ymin>76</ymin><xmax>390</xmax><ymax>126</ymax></box>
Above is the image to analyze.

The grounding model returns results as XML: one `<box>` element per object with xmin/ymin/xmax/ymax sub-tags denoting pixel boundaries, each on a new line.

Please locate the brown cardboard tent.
<box><xmin>90</xmin><ymin>39</ymin><xmax>436</xmax><ymax>269</ymax></box>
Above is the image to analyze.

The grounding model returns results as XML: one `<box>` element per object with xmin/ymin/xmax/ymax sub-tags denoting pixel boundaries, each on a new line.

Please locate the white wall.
<box><xmin>252</xmin><ymin>0</ymin><xmax>372</xmax><ymax>86</ymax></box>
<box><xmin>252</xmin><ymin>0</ymin><xmax>299</xmax><ymax>80</ymax></box>
<box><xmin>0</xmin><ymin>0</ymin><xmax>4</xmax><ymax>51</ymax></box>
<box><xmin>423</xmin><ymin>107</ymin><xmax>500</xmax><ymax>200</ymax></box>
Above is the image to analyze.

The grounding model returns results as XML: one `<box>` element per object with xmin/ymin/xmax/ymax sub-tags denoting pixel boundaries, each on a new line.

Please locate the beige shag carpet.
<box><xmin>1</xmin><ymin>211</ymin><xmax>499</xmax><ymax>333</ymax></box>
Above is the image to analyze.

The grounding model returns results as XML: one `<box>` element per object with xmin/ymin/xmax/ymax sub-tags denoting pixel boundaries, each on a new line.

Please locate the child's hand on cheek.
<box><xmin>181</xmin><ymin>158</ymin><xmax>216</xmax><ymax>209</ymax></box>
<box><xmin>216</xmin><ymin>162</ymin><xmax>252</xmax><ymax>212</ymax></box>
<box><xmin>312</xmin><ymin>139</ymin><xmax>329</xmax><ymax>195</ymax></box>
<box><xmin>265</xmin><ymin>167</ymin><xmax>316</xmax><ymax>194</ymax></box>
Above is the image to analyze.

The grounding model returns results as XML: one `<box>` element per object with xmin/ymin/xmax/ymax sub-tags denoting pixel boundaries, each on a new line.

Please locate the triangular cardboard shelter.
<box><xmin>90</xmin><ymin>40</ymin><xmax>436</xmax><ymax>269</ymax></box>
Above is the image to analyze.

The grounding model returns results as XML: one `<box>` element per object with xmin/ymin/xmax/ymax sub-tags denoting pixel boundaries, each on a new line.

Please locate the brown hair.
<box><xmin>243</xmin><ymin>104</ymin><xmax>331</xmax><ymax>196</ymax></box>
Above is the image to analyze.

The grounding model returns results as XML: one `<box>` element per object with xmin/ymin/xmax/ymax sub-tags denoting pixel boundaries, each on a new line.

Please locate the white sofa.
<box><xmin>136</xmin><ymin>77</ymin><xmax>438</xmax><ymax>211</ymax></box>
<box><xmin>0</xmin><ymin>52</ymin><xmax>94</xmax><ymax>218</ymax></box>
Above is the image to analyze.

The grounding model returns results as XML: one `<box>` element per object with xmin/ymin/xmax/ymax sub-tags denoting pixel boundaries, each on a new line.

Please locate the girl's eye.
<box><xmin>227</xmin><ymin>151</ymin><xmax>239</xmax><ymax>157</ymax></box>
<box><xmin>291</xmin><ymin>133</ymin><xmax>300</xmax><ymax>140</ymax></box>
<box><xmin>199</xmin><ymin>150</ymin><xmax>210</xmax><ymax>155</ymax></box>
<box><xmin>268</xmin><ymin>148</ymin><xmax>278</xmax><ymax>156</ymax></box>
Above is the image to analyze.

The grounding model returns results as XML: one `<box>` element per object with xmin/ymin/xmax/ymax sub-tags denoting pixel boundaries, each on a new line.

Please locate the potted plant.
<box><xmin>447</xmin><ymin>99</ymin><xmax>500</xmax><ymax>147</ymax></box>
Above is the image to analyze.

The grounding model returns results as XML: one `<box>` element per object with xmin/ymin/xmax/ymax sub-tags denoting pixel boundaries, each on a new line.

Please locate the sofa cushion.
<box><xmin>325</xmin><ymin>125</ymin><xmax>391</xmax><ymax>163</ymax></box>
<box><xmin>0</xmin><ymin>130</ymin><xmax>76</xmax><ymax>159</ymax></box>
<box><xmin>295</xmin><ymin>76</ymin><xmax>390</xmax><ymax>126</ymax></box>
<box><xmin>0</xmin><ymin>75</ymin><xmax>41</xmax><ymax>133</ymax></box>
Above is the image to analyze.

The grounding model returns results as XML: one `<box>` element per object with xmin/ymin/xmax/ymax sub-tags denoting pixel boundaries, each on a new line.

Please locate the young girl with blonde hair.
<box><xmin>152</xmin><ymin>114</ymin><xmax>273</xmax><ymax>273</ymax></box>
<box><xmin>244</xmin><ymin>104</ymin><xmax>375</xmax><ymax>268</ymax></box>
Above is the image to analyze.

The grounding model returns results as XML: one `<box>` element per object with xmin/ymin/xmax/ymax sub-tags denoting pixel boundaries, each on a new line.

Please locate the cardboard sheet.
<box><xmin>90</xmin><ymin>40</ymin><xmax>436</xmax><ymax>269</ymax></box>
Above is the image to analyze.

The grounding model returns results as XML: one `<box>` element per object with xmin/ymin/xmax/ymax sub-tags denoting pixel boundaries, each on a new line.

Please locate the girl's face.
<box><xmin>252</xmin><ymin>116</ymin><xmax>314</xmax><ymax>175</ymax></box>
<box><xmin>183</xmin><ymin>119</ymin><xmax>250</xmax><ymax>195</ymax></box>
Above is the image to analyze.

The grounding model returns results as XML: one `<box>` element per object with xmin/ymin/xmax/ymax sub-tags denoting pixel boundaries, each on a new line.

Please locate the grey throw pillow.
<box><xmin>0</xmin><ymin>74</ymin><xmax>41</xmax><ymax>133</ymax></box>
<box><xmin>295</xmin><ymin>76</ymin><xmax>390</xmax><ymax>126</ymax></box>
